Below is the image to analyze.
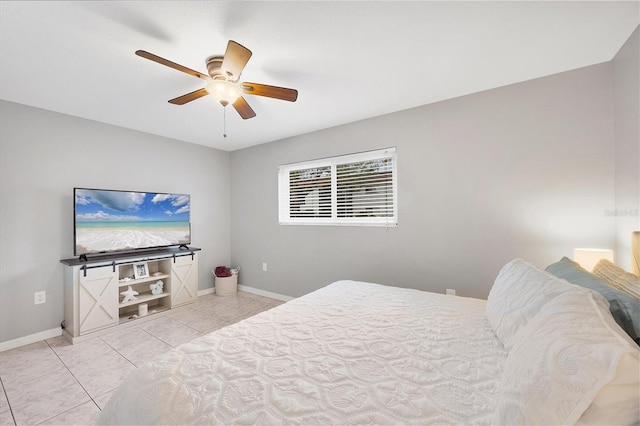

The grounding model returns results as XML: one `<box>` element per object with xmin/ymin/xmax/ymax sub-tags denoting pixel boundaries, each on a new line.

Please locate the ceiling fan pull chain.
<box><xmin>223</xmin><ymin>106</ymin><xmax>227</xmax><ymax>138</ymax></box>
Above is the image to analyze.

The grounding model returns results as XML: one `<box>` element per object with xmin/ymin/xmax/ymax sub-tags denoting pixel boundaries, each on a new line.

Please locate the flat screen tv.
<box><xmin>74</xmin><ymin>188</ymin><xmax>191</xmax><ymax>257</ymax></box>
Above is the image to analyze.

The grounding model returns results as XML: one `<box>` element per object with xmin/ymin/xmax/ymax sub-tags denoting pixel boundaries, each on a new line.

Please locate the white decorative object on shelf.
<box><xmin>150</xmin><ymin>280</ymin><xmax>164</xmax><ymax>295</ymax></box>
<box><xmin>138</xmin><ymin>303</ymin><xmax>148</xmax><ymax>316</ymax></box>
<box><xmin>120</xmin><ymin>285</ymin><xmax>139</xmax><ymax>303</ymax></box>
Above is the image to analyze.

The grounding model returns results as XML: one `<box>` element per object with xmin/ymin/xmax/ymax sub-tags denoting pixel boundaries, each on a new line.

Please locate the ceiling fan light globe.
<box><xmin>205</xmin><ymin>80</ymin><xmax>242</xmax><ymax>106</ymax></box>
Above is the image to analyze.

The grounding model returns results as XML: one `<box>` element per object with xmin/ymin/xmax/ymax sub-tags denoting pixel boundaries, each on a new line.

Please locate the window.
<box><xmin>278</xmin><ymin>148</ymin><xmax>397</xmax><ymax>226</ymax></box>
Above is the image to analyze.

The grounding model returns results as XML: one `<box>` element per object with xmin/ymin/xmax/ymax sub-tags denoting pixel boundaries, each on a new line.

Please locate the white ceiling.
<box><xmin>1</xmin><ymin>1</ymin><xmax>638</xmax><ymax>151</ymax></box>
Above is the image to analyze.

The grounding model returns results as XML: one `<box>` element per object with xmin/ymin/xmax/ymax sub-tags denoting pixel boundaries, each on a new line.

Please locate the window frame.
<box><xmin>278</xmin><ymin>148</ymin><xmax>398</xmax><ymax>227</ymax></box>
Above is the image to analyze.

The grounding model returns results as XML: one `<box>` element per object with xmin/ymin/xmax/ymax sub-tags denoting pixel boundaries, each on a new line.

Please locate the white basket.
<box><xmin>213</xmin><ymin>272</ymin><xmax>238</xmax><ymax>296</ymax></box>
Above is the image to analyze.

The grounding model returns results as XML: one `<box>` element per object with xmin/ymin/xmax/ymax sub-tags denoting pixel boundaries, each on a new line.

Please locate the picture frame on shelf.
<box><xmin>133</xmin><ymin>262</ymin><xmax>149</xmax><ymax>279</ymax></box>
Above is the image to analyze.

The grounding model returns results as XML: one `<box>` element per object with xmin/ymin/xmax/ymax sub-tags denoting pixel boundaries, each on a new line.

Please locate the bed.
<box><xmin>98</xmin><ymin>259</ymin><xmax>640</xmax><ymax>425</ymax></box>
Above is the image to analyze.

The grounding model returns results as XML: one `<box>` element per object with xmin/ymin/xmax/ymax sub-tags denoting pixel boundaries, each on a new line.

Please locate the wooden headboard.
<box><xmin>633</xmin><ymin>231</ymin><xmax>639</xmax><ymax>276</ymax></box>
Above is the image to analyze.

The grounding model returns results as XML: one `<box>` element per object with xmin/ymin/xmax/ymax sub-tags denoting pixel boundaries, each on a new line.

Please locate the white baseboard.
<box><xmin>199</xmin><ymin>284</ymin><xmax>293</xmax><ymax>302</ymax></box>
<box><xmin>197</xmin><ymin>287</ymin><xmax>215</xmax><ymax>297</ymax></box>
<box><xmin>238</xmin><ymin>284</ymin><xmax>294</xmax><ymax>302</ymax></box>
<box><xmin>0</xmin><ymin>327</ymin><xmax>62</xmax><ymax>353</ymax></box>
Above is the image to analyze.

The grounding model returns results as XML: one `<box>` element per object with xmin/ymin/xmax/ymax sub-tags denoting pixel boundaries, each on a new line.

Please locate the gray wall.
<box><xmin>612</xmin><ymin>26</ymin><xmax>640</xmax><ymax>270</ymax></box>
<box><xmin>230</xmin><ymin>62</ymin><xmax>616</xmax><ymax>299</ymax></box>
<box><xmin>0</xmin><ymin>101</ymin><xmax>231</xmax><ymax>343</ymax></box>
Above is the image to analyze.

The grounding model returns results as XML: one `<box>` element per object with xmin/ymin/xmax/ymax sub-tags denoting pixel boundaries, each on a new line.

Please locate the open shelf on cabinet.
<box><xmin>119</xmin><ymin>305</ymin><xmax>171</xmax><ymax>324</ymax></box>
<box><xmin>119</xmin><ymin>291</ymin><xmax>170</xmax><ymax>308</ymax></box>
<box><xmin>118</xmin><ymin>274</ymin><xmax>170</xmax><ymax>288</ymax></box>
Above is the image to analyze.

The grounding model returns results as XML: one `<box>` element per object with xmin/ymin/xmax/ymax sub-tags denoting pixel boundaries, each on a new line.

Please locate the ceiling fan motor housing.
<box><xmin>206</xmin><ymin>56</ymin><xmax>228</xmax><ymax>80</ymax></box>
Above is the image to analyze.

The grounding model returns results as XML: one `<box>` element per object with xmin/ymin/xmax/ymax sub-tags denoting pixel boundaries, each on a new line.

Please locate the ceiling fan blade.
<box><xmin>135</xmin><ymin>50</ymin><xmax>209</xmax><ymax>80</ymax></box>
<box><xmin>221</xmin><ymin>41</ymin><xmax>252</xmax><ymax>82</ymax></box>
<box><xmin>242</xmin><ymin>82</ymin><xmax>298</xmax><ymax>102</ymax></box>
<box><xmin>232</xmin><ymin>96</ymin><xmax>256</xmax><ymax>119</ymax></box>
<box><xmin>168</xmin><ymin>88</ymin><xmax>209</xmax><ymax>105</ymax></box>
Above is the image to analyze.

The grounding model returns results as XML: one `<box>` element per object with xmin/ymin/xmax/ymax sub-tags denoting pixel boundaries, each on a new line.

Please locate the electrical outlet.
<box><xmin>445</xmin><ymin>288</ymin><xmax>456</xmax><ymax>296</ymax></box>
<box><xmin>34</xmin><ymin>291</ymin><xmax>46</xmax><ymax>305</ymax></box>
<box><xmin>262</xmin><ymin>262</ymin><xmax>268</xmax><ymax>272</ymax></box>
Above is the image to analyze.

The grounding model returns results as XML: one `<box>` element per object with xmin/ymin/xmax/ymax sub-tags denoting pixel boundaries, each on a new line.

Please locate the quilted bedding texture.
<box><xmin>98</xmin><ymin>280</ymin><xmax>507</xmax><ymax>425</ymax></box>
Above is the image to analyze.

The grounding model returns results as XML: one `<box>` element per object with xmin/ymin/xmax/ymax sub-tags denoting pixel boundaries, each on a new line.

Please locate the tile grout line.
<box><xmin>98</xmin><ymin>334</ymin><xmax>139</xmax><ymax>369</ymax></box>
<box><xmin>39</xmin><ymin>326</ymin><xmax>159</xmax><ymax>424</ymax></box>
<box><xmin>131</xmin><ymin>323</ymin><xmax>177</xmax><ymax>349</ymax></box>
<box><xmin>162</xmin><ymin>314</ymin><xmax>209</xmax><ymax>338</ymax></box>
<box><xmin>39</xmin><ymin>339</ymin><xmax>103</xmax><ymax>425</ymax></box>
<box><xmin>0</xmin><ymin>376</ymin><xmax>16</xmax><ymax>426</ymax></box>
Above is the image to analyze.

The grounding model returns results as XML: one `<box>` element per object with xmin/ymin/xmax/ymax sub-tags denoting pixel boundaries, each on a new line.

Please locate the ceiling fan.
<box><xmin>135</xmin><ymin>40</ymin><xmax>298</xmax><ymax>120</ymax></box>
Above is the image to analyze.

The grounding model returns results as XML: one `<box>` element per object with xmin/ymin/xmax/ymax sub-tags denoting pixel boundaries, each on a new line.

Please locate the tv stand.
<box><xmin>78</xmin><ymin>254</ymin><xmax>88</xmax><ymax>262</ymax></box>
<box><xmin>178</xmin><ymin>244</ymin><xmax>190</xmax><ymax>250</ymax></box>
<box><xmin>60</xmin><ymin>247</ymin><xmax>201</xmax><ymax>344</ymax></box>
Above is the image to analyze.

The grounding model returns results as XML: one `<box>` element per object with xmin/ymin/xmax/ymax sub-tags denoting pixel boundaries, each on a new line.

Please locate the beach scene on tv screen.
<box><xmin>75</xmin><ymin>189</ymin><xmax>190</xmax><ymax>255</ymax></box>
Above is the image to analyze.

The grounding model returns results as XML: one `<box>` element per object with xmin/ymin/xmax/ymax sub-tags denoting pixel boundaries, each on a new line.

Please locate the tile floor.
<box><xmin>0</xmin><ymin>291</ymin><xmax>283</xmax><ymax>426</ymax></box>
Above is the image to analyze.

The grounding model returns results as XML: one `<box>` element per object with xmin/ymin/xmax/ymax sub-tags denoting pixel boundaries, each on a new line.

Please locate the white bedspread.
<box><xmin>98</xmin><ymin>281</ymin><xmax>507</xmax><ymax>425</ymax></box>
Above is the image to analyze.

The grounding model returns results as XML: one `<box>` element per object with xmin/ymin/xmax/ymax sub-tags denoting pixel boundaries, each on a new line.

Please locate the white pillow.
<box><xmin>486</xmin><ymin>258</ymin><xmax>581</xmax><ymax>351</ymax></box>
<box><xmin>492</xmin><ymin>289</ymin><xmax>640</xmax><ymax>425</ymax></box>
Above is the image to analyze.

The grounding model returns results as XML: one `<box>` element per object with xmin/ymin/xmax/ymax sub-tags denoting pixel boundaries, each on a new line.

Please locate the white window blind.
<box><xmin>278</xmin><ymin>148</ymin><xmax>397</xmax><ymax>226</ymax></box>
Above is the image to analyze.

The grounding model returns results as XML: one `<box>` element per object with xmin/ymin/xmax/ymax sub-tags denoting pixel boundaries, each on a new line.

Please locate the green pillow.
<box><xmin>546</xmin><ymin>257</ymin><xmax>639</xmax><ymax>345</ymax></box>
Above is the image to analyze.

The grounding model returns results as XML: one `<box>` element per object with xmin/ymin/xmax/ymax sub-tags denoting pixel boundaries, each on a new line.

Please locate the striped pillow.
<box><xmin>593</xmin><ymin>259</ymin><xmax>640</xmax><ymax>301</ymax></box>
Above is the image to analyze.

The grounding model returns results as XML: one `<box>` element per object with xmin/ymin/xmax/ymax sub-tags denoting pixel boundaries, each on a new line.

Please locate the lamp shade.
<box><xmin>205</xmin><ymin>80</ymin><xmax>242</xmax><ymax>106</ymax></box>
<box><xmin>573</xmin><ymin>248</ymin><xmax>614</xmax><ymax>272</ymax></box>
